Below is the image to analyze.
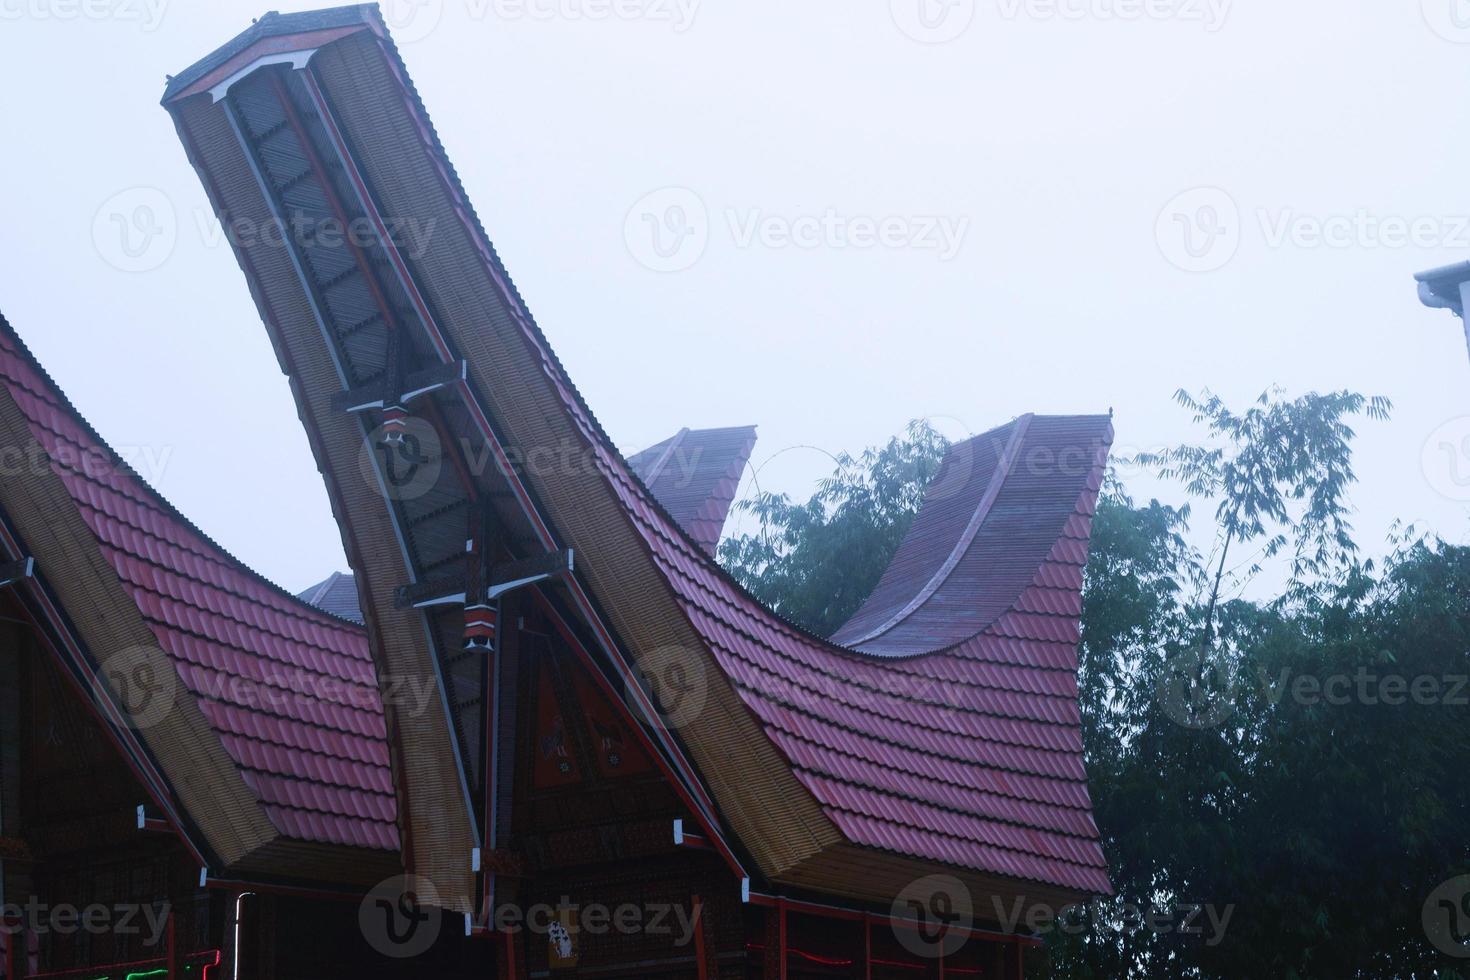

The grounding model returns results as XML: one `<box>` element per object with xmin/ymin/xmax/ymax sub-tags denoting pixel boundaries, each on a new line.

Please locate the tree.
<box><xmin>718</xmin><ymin>419</ymin><xmax>948</xmax><ymax>636</ymax></box>
<box><xmin>721</xmin><ymin>390</ymin><xmax>1470</xmax><ymax>978</ymax></box>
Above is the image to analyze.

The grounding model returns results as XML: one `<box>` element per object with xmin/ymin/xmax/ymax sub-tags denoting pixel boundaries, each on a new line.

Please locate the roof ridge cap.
<box><xmin>843</xmin><ymin>413</ymin><xmax>1034</xmax><ymax>647</ymax></box>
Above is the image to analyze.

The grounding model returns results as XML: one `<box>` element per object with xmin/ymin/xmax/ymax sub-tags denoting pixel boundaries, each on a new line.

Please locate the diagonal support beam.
<box><xmin>0</xmin><ymin>558</ymin><xmax>35</xmax><ymax>589</ymax></box>
<box><xmin>394</xmin><ymin>550</ymin><xmax>574</xmax><ymax>609</ymax></box>
<box><xmin>331</xmin><ymin>360</ymin><xmax>467</xmax><ymax>414</ymax></box>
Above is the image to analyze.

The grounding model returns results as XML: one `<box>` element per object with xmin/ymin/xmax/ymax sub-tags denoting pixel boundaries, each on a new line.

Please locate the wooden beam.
<box><xmin>0</xmin><ymin>558</ymin><xmax>33</xmax><ymax>590</ymax></box>
<box><xmin>394</xmin><ymin>549</ymin><xmax>573</xmax><ymax>609</ymax></box>
<box><xmin>331</xmin><ymin>360</ymin><xmax>467</xmax><ymax>414</ymax></box>
<box><xmin>863</xmin><ymin>912</ymin><xmax>872</xmax><ymax>980</ymax></box>
<box><xmin>692</xmin><ymin>895</ymin><xmax>708</xmax><ymax>980</ymax></box>
<box><xmin>778</xmin><ymin>900</ymin><xmax>788</xmax><ymax>980</ymax></box>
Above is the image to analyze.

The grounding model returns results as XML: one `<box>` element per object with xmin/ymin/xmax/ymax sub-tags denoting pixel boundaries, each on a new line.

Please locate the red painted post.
<box><xmin>692</xmin><ymin>895</ymin><xmax>708</xmax><ymax>980</ymax></box>
<box><xmin>3</xmin><ymin>917</ymin><xmax>20</xmax><ymax>980</ymax></box>
<box><xmin>166</xmin><ymin>907</ymin><xmax>178</xmax><ymax>980</ymax></box>
<box><xmin>499</xmin><ymin>930</ymin><xmax>520</xmax><ymax>980</ymax></box>
<box><xmin>778</xmin><ymin>901</ymin><xmax>788</xmax><ymax>980</ymax></box>
<box><xmin>863</xmin><ymin>913</ymin><xmax>872</xmax><ymax>980</ymax></box>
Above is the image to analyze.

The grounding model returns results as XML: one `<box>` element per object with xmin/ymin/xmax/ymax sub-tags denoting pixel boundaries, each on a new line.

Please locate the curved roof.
<box><xmin>0</xmin><ymin>317</ymin><xmax>396</xmax><ymax>854</ymax></box>
<box><xmin>163</xmin><ymin>5</ymin><xmax>1113</xmax><ymax>903</ymax></box>
<box><xmin>626</xmin><ymin>425</ymin><xmax>757</xmax><ymax>556</ymax></box>
<box><xmin>603</xmin><ymin>411</ymin><xmax>1113</xmax><ymax>893</ymax></box>
<box><xmin>833</xmin><ymin>415</ymin><xmax>1106</xmax><ymax>655</ymax></box>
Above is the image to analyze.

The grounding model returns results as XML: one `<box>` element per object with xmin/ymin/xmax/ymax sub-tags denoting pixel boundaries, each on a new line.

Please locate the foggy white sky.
<box><xmin>1</xmin><ymin>0</ymin><xmax>1468</xmax><ymax>595</ymax></box>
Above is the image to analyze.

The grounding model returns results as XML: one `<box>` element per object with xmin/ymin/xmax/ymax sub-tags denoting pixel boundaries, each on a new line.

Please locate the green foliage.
<box><xmin>718</xmin><ymin>419</ymin><xmax>948</xmax><ymax>636</ymax></box>
<box><xmin>720</xmin><ymin>388</ymin><xmax>1469</xmax><ymax>978</ymax></box>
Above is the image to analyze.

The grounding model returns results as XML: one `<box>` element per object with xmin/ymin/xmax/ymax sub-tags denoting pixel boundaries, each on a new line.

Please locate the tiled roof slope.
<box><xmin>162</xmin><ymin>6</ymin><xmax>1112</xmax><ymax>896</ymax></box>
<box><xmin>588</xmin><ymin>409</ymin><xmax>1114</xmax><ymax>895</ymax></box>
<box><xmin>298</xmin><ymin>570</ymin><xmax>364</xmax><ymax>624</ymax></box>
<box><xmin>280</xmin><ymin>11</ymin><xmax>1114</xmax><ymax>895</ymax></box>
<box><xmin>625</xmin><ymin>425</ymin><xmax>757</xmax><ymax>556</ymax></box>
<box><xmin>300</xmin><ymin>426</ymin><xmax>756</xmax><ymax>618</ymax></box>
<box><xmin>832</xmin><ymin>415</ymin><xmax>1103</xmax><ymax>655</ymax></box>
<box><xmin>0</xmin><ymin>320</ymin><xmax>396</xmax><ymax>852</ymax></box>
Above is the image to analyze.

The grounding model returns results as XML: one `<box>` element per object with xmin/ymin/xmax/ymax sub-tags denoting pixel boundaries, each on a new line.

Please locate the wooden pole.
<box><xmin>3</xmin><ymin>917</ymin><xmax>21</xmax><ymax>980</ymax></box>
<box><xmin>165</xmin><ymin>906</ymin><xmax>178</xmax><ymax>980</ymax></box>
<box><xmin>862</xmin><ymin>912</ymin><xmax>872</xmax><ymax>980</ymax></box>
<box><xmin>691</xmin><ymin>895</ymin><xmax>708</xmax><ymax>980</ymax></box>
<box><xmin>778</xmin><ymin>901</ymin><xmax>788</xmax><ymax>980</ymax></box>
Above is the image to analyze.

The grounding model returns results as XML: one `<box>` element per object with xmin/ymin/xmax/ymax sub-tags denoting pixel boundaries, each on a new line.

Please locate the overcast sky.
<box><xmin>1</xmin><ymin>0</ymin><xmax>1468</xmax><ymax>596</ymax></box>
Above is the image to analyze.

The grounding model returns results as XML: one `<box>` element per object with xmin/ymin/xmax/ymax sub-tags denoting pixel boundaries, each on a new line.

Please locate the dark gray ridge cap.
<box><xmin>161</xmin><ymin>4</ymin><xmax>381</xmax><ymax>104</ymax></box>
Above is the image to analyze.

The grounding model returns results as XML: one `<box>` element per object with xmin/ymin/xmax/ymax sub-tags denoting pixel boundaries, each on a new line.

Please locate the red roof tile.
<box><xmin>584</xmin><ymin>405</ymin><xmax>1113</xmax><ymax>895</ymax></box>
<box><xmin>0</xmin><ymin>320</ymin><xmax>397</xmax><ymax>853</ymax></box>
<box><xmin>626</xmin><ymin>425</ymin><xmax>757</xmax><ymax>556</ymax></box>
